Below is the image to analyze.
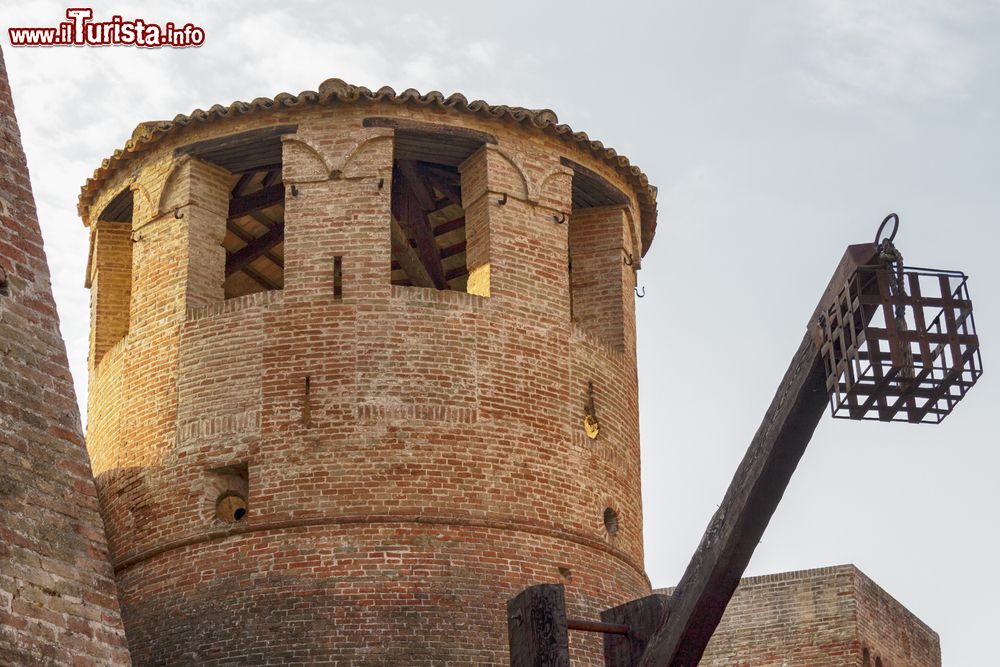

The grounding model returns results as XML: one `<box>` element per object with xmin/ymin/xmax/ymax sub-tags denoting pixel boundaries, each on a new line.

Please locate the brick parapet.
<box><xmin>656</xmin><ymin>565</ymin><xmax>941</xmax><ymax>666</ymax></box>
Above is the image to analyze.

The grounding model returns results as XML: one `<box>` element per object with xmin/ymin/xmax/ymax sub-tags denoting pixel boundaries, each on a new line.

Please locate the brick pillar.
<box><xmin>89</xmin><ymin>219</ymin><xmax>133</xmax><ymax>365</ymax></box>
<box><xmin>569</xmin><ymin>205</ymin><xmax>632</xmax><ymax>351</ymax></box>
<box><xmin>97</xmin><ymin>157</ymin><xmax>230</xmax><ymax>555</ymax></box>
<box><xmin>458</xmin><ymin>146</ymin><xmax>493</xmax><ymax>297</ymax></box>
<box><xmin>181</xmin><ymin>158</ymin><xmax>230</xmax><ymax>309</ymax></box>
<box><xmin>281</xmin><ymin>132</ymin><xmax>393</xmax><ymax>302</ymax></box>
<box><xmin>459</xmin><ymin>145</ymin><xmax>573</xmax><ymax>311</ymax></box>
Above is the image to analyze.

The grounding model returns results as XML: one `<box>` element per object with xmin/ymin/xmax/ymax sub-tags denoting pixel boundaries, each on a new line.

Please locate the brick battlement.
<box><xmin>656</xmin><ymin>564</ymin><xmax>941</xmax><ymax>666</ymax></box>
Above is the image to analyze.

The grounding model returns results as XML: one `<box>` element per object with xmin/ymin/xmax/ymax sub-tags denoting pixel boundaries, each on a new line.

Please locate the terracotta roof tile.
<box><xmin>80</xmin><ymin>79</ymin><xmax>658</xmax><ymax>254</ymax></box>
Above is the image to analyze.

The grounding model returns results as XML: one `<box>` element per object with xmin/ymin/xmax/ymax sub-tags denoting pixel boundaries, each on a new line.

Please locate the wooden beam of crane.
<box><xmin>637</xmin><ymin>243</ymin><xmax>880</xmax><ymax>667</ymax></box>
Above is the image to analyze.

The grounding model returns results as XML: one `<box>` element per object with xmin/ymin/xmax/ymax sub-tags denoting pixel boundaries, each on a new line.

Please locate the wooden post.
<box><xmin>602</xmin><ymin>594</ymin><xmax>671</xmax><ymax>667</ymax></box>
<box><xmin>637</xmin><ymin>243</ymin><xmax>880</xmax><ymax>667</ymax></box>
<box><xmin>508</xmin><ymin>584</ymin><xmax>570</xmax><ymax>667</ymax></box>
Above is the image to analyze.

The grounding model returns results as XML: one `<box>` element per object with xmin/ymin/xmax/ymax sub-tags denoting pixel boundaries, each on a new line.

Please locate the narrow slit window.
<box><xmin>333</xmin><ymin>256</ymin><xmax>343</xmax><ymax>299</ymax></box>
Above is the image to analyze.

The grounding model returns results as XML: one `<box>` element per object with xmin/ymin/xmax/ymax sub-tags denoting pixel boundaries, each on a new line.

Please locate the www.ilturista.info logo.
<box><xmin>8</xmin><ymin>8</ymin><xmax>205</xmax><ymax>48</ymax></box>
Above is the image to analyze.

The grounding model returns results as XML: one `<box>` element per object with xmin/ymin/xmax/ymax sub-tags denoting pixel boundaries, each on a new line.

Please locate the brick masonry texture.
<box><xmin>657</xmin><ymin>565</ymin><xmax>941</xmax><ymax>666</ymax></box>
<box><xmin>84</xmin><ymin>100</ymin><xmax>649</xmax><ymax>665</ymax></box>
<box><xmin>0</xmin><ymin>46</ymin><xmax>132</xmax><ymax>666</ymax></box>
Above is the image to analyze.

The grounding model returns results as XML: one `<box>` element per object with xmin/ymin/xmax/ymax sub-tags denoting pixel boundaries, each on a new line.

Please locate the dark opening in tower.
<box><xmin>386</xmin><ymin>123</ymin><xmax>488</xmax><ymax>293</ymax></box>
<box><xmin>223</xmin><ymin>166</ymin><xmax>285</xmax><ymax>299</ymax></box>
<box><xmin>174</xmin><ymin>125</ymin><xmax>296</xmax><ymax>299</ymax></box>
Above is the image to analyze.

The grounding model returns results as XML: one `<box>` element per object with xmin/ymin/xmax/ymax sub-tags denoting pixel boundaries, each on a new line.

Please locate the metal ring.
<box><xmin>875</xmin><ymin>213</ymin><xmax>899</xmax><ymax>245</ymax></box>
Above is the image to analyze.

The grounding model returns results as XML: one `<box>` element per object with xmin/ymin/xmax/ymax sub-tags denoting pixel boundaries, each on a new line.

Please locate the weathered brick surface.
<box><xmin>85</xmin><ymin>102</ymin><xmax>648</xmax><ymax>664</ymax></box>
<box><xmin>0</xmin><ymin>45</ymin><xmax>131</xmax><ymax>666</ymax></box>
<box><xmin>658</xmin><ymin>565</ymin><xmax>941</xmax><ymax>666</ymax></box>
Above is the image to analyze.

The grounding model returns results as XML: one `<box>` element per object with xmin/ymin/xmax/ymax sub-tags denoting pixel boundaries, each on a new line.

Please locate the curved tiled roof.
<box><xmin>79</xmin><ymin>78</ymin><xmax>658</xmax><ymax>254</ymax></box>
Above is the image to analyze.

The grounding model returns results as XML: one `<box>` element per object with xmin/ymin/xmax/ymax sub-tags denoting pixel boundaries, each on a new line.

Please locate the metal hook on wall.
<box><xmin>635</xmin><ymin>286</ymin><xmax>645</xmax><ymax>298</ymax></box>
<box><xmin>623</xmin><ymin>252</ymin><xmax>634</xmax><ymax>267</ymax></box>
<box><xmin>497</xmin><ymin>192</ymin><xmax>508</xmax><ymax>206</ymax></box>
<box><xmin>377</xmin><ymin>177</ymin><xmax>385</xmax><ymax>191</ymax></box>
<box><xmin>290</xmin><ymin>184</ymin><xmax>299</xmax><ymax>197</ymax></box>
<box><xmin>553</xmin><ymin>214</ymin><xmax>566</xmax><ymax>224</ymax></box>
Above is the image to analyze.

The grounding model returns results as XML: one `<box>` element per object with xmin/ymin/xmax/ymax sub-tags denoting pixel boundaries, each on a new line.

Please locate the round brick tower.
<box><xmin>80</xmin><ymin>79</ymin><xmax>658</xmax><ymax>665</ymax></box>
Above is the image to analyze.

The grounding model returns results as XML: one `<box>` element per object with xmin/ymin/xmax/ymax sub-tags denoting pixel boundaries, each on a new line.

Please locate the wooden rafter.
<box><xmin>439</xmin><ymin>240</ymin><xmax>466</xmax><ymax>260</ymax></box>
<box><xmin>226</xmin><ymin>221</ymin><xmax>283</xmax><ymax>268</ymax></box>
<box><xmin>418</xmin><ymin>163</ymin><xmax>461</xmax><ymax>184</ymax></box>
<box><xmin>229</xmin><ymin>183</ymin><xmax>284</xmax><ymax>219</ymax></box>
<box><xmin>242</xmin><ymin>265</ymin><xmax>280</xmax><ymax>290</ymax></box>
<box><xmin>394</xmin><ymin>161</ymin><xmax>447</xmax><ymax>289</ymax></box>
<box><xmin>444</xmin><ymin>266</ymin><xmax>470</xmax><ymax>281</ymax></box>
<box><xmin>434</xmin><ymin>217</ymin><xmax>465</xmax><ymax>237</ymax></box>
<box><xmin>225</xmin><ymin>224</ymin><xmax>285</xmax><ymax>276</ymax></box>
<box><xmin>248</xmin><ymin>210</ymin><xmax>277</xmax><ymax>231</ymax></box>
<box><xmin>261</xmin><ymin>169</ymin><xmax>280</xmax><ymax>188</ymax></box>
<box><xmin>398</xmin><ymin>160</ymin><xmax>436</xmax><ymax>210</ymax></box>
<box><xmin>232</xmin><ymin>172</ymin><xmax>255</xmax><ymax>197</ymax></box>
<box><xmin>420</xmin><ymin>164</ymin><xmax>462</xmax><ymax>205</ymax></box>
<box><xmin>390</xmin><ymin>216</ymin><xmax>435</xmax><ymax>288</ymax></box>
<box><xmin>224</xmin><ymin>165</ymin><xmax>286</xmax><ymax>297</ymax></box>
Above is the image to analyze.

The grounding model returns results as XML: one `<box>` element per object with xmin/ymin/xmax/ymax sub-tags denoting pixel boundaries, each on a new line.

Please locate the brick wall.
<box><xmin>570</xmin><ymin>205</ymin><xmax>631</xmax><ymax>350</ymax></box>
<box><xmin>855</xmin><ymin>568</ymin><xmax>941</xmax><ymax>667</ymax></box>
<box><xmin>88</xmin><ymin>220</ymin><xmax>132</xmax><ymax>364</ymax></box>
<box><xmin>0</xmin><ymin>45</ymin><xmax>131</xmax><ymax>666</ymax></box>
<box><xmin>84</xmin><ymin>104</ymin><xmax>649</xmax><ymax>664</ymax></box>
<box><xmin>658</xmin><ymin>565</ymin><xmax>941</xmax><ymax>667</ymax></box>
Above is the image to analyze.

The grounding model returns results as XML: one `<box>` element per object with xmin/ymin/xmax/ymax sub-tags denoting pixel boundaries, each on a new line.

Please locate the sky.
<box><xmin>3</xmin><ymin>1</ymin><xmax>998</xmax><ymax>663</ymax></box>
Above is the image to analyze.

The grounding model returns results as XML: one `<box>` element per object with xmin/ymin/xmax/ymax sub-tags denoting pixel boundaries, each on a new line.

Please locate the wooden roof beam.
<box><xmin>231</xmin><ymin>172</ymin><xmax>255</xmax><ymax>197</ymax></box>
<box><xmin>229</xmin><ymin>183</ymin><xmax>284</xmax><ymax>219</ymax></box>
<box><xmin>261</xmin><ymin>169</ymin><xmax>280</xmax><ymax>188</ymax></box>
<box><xmin>241</xmin><ymin>265</ymin><xmax>280</xmax><ymax>290</ymax></box>
<box><xmin>390</xmin><ymin>216</ymin><xmax>435</xmax><ymax>288</ymax></box>
<box><xmin>420</xmin><ymin>165</ymin><xmax>462</xmax><ymax>205</ymax></box>
<box><xmin>396</xmin><ymin>161</ymin><xmax>448</xmax><ymax>289</ymax></box>
<box><xmin>225</xmin><ymin>224</ymin><xmax>284</xmax><ymax>276</ymax></box>
<box><xmin>434</xmin><ymin>217</ymin><xmax>465</xmax><ymax>237</ymax></box>
<box><xmin>226</xmin><ymin>221</ymin><xmax>283</xmax><ymax>268</ymax></box>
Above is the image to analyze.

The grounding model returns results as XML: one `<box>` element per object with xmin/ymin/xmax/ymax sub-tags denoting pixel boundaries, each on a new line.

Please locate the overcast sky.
<box><xmin>4</xmin><ymin>1</ymin><xmax>998</xmax><ymax>664</ymax></box>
